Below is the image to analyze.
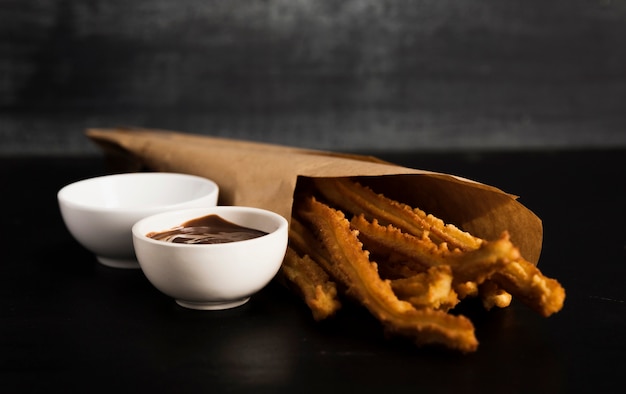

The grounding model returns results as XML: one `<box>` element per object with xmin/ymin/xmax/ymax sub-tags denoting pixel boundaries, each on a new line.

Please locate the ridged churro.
<box><xmin>296</xmin><ymin>196</ymin><xmax>479</xmax><ymax>352</ymax></box>
<box><xmin>278</xmin><ymin>177</ymin><xmax>565</xmax><ymax>352</ymax></box>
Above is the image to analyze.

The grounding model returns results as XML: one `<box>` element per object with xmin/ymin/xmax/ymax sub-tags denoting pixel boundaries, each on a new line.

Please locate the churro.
<box><xmin>296</xmin><ymin>196</ymin><xmax>478</xmax><ymax>352</ymax></box>
<box><xmin>278</xmin><ymin>176</ymin><xmax>565</xmax><ymax>352</ymax></box>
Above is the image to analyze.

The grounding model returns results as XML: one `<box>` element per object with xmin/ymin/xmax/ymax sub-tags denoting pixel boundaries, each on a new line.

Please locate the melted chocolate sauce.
<box><xmin>147</xmin><ymin>214</ymin><xmax>267</xmax><ymax>244</ymax></box>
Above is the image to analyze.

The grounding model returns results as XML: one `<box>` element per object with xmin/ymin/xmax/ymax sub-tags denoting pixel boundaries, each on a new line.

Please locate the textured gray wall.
<box><xmin>1</xmin><ymin>0</ymin><xmax>625</xmax><ymax>155</ymax></box>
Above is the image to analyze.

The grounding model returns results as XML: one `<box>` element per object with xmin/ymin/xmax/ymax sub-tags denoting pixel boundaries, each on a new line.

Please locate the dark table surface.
<box><xmin>2</xmin><ymin>149</ymin><xmax>625</xmax><ymax>393</ymax></box>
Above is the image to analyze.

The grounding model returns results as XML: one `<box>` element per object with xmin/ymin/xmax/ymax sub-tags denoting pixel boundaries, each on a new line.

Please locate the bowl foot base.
<box><xmin>97</xmin><ymin>257</ymin><xmax>140</xmax><ymax>269</ymax></box>
<box><xmin>176</xmin><ymin>297</ymin><xmax>251</xmax><ymax>310</ymax></box>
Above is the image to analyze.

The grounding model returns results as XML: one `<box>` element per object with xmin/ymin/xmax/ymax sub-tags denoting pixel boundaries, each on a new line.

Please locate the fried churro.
<box><xmin>350</xmin><ymin>210</ymin><xmax>564</xmax><ymax>317</ymax></box>
<box><xmin>280</xmin><ymin>247</ymin><xmax>341</xmax><ymax>321</ymax></box>
<box><xmin>389</xmin><ymin>266</ymin><xmax>459</xmax><ymax>311</ymax></box>
<box><xmin>296</xmin><ymin>196</ymin><xmax>478</xmax><ymax>352</ymax></box>
<box><xmin>277</xmin><ymin>176</ymin><xmax>565</xmax><ymax>352</ymax></box>
<box><xmin>313</xmin><ymin>177</ymin><xmax>482</xmax><ymax>251</ymax></box>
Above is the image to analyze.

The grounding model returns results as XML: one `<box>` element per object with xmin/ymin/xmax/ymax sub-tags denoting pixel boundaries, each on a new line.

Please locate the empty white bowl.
<box><xmin>58</xmin><ymin>172</ymin><xmax>219</xmax><ymax>269</ymax></box>
<box><xmin>132</xmin><ymin>206</ymin><xmax>288</xmax><ymax>310</ymax></box>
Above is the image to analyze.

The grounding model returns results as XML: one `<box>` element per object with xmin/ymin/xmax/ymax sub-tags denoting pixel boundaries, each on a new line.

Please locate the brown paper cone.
<box><xmin>86</xmin><ymin>127</ymin><xmax>543</xmax><ymax>264</ymax></box>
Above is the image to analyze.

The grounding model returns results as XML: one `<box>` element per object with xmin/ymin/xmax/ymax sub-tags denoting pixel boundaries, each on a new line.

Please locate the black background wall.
<box><xmin>1</xmin><ymin>0</ymin><xmax>625</xmax><ymax>155</ymax></box>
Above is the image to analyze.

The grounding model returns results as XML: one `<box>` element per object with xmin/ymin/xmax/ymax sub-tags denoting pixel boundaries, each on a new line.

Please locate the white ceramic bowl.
<box><xmin>58</xmin><ymin>172</ymin><xmax>219</xmax><ymax>269</ymax></box>
<box><xmin>132</xmin><ymin>206</ymin><xmax>288</xmax><ymax>310</ymax></box>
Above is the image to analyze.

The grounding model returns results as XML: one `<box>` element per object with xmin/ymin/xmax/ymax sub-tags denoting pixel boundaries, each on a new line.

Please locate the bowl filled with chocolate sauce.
<box><xmin>131</xmin><ymin>206</ymin><xmax>289</xmax><ymax>310</ymax></box>
<box><xmin>58</xmin><ymin>172</ymin><xmax>219</xmax><ymax>269</ymax></box>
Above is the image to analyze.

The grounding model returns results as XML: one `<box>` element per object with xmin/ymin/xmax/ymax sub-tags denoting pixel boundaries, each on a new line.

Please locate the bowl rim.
<box><xmin>132</xmin><ymin>206</ymin><xmax>288</xmax><ymax>249</ymax></box>
<box><xmin>57</xmin><ymin>172</ymin><xmax>219</xmax><ymax>213</ymax></box>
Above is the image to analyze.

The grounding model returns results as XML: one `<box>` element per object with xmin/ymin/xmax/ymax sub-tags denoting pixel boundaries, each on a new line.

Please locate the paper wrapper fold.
<box><xmin>87</xmin><ymin>127</ymin><xmax>543</xmax><ymax>264</ymax></box>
